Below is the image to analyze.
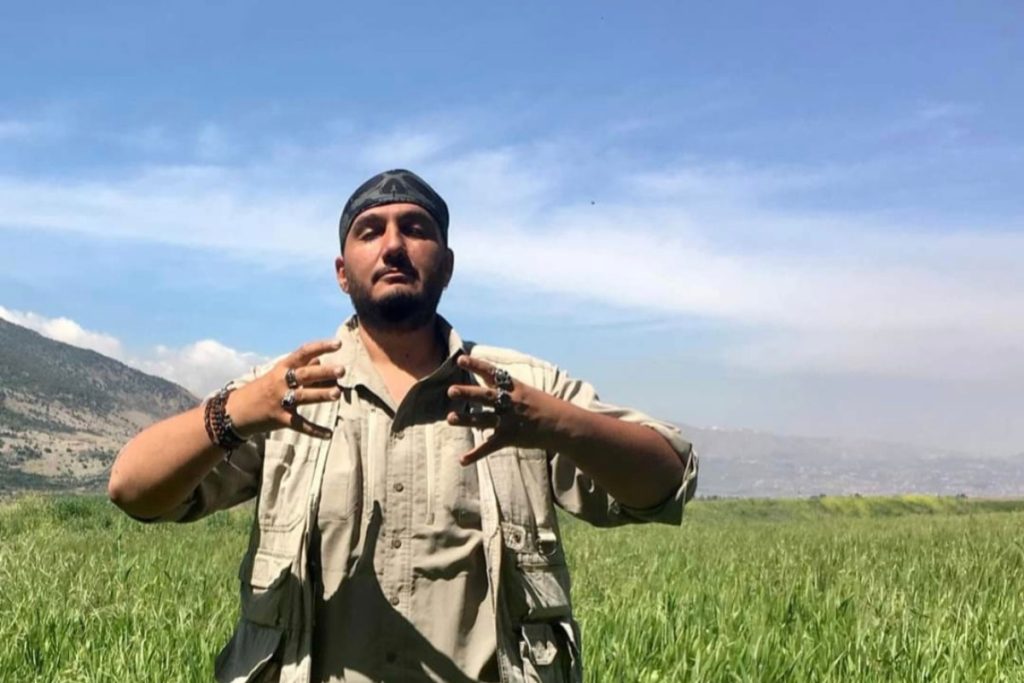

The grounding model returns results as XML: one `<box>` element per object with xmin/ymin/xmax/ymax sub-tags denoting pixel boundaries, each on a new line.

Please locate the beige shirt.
<box><xmin>147</xmin><ymin>315</ymin><xmax>698</xmax><ymax>683</ymax></box>
<box><xmin>310</xmin><ymin>319</ymin><xmax>499</xmax><ymax>682</ymax></box>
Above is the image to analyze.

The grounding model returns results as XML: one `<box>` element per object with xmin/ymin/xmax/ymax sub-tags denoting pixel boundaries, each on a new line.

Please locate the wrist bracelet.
<box><xmin>203</xmin><ymin>387</ymin><xmax>248</xmax><ymax>455</ymax></box>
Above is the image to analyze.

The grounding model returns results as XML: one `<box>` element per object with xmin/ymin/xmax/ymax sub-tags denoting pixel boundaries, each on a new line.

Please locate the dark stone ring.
<box><xmin>493</xmin><ymin>368</ymin><xmax>514</xmax><ymax>391</ymax></box>
<box><xmin>494</xmin><ymin>388</ymin><xmax>513</xmax><ymax>415</ymax></box>
<box><xmin>281</xmin><ymin>389</ymin><xmax>297</xmax><ymax>410</ymax></box>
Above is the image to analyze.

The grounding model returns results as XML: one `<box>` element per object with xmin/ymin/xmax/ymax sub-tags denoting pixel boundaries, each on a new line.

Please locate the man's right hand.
<box><xmin>228</xmin><ymin>339</ymin><xmax>345</xmax><ymax>440</ymax></box>
<box><xmin>108</xmin><ymin>338</ymin><xmax>345</xmax><ymax>519</ymax></box>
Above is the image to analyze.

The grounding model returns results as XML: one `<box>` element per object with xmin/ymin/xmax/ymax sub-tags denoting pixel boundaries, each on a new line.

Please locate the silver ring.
<box><xmin>285</xmin><ymin>368</ymin><xmax>299</xmax><ymax>389</ymax></box>
<box><xmin>281</xmin><ymin>389</ymin><xmax>297</xmax><ymax>410</ymax></box>
<box><xmin>494</xmin><ymin>388</ymin><xmax>512</xmax><ymax>414</ymax></box>
<box><xmin>493</xmin><ymin>368</ymin><xmax>514</xmax><ymax>391</ymax></box>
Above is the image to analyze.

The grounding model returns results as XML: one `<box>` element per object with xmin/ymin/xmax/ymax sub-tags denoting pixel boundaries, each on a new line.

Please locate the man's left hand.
<box><xmin>446</xmin><ymin>355</ymin><xmax>569</xmax><ymax>466</ymax></box>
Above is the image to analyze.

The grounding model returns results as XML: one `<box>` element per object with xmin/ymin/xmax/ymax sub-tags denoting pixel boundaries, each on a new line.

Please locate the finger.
<box><xmin>288</xmin><ymin>339</ymin><xmax>343</xmax><ymax>367</ymax></box>
<box><xmin>286</xmin><ymin>411</ymin><xmax>334</xmax><ymax>439</ymax></box>
<box><xmin>293</xmin><ymin>387</ymin><xmax>342</xmax><ymax>405</ymax></box>
<box><xmin>293</xmin><ymin>364</ymin><xmax>346</xmax><ymax>386</ymax></box>
<box><xmin>305</xmin><ymin>357</ymin><xmax>322</xmax><ymax>367</ymax></box>
<box><xmin>460</xmin><ymin>436</ymin><xmax>506</xmax><ymax>466</ymax></box>
<box><xmin>456</xmin><ymin>355</ymin><xmax>498</xmax><ymax>386</ymax></box>
<box><xmin>447</xmin><ymin>384</ymin><xmax>497</xmax><ymax>404</ymax></box>
<box><xmin>447</xmin><ymin>410</ymin><xmax>501</xmax><ymax>430</ymax></box>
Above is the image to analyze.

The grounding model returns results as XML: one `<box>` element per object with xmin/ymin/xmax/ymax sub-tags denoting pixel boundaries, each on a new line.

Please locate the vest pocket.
<box><xmin>214</xmin><ymin>617</ymin><xmax>283</xmax><ymax>683</ymax></box>
<box><xmin>239</xmin><ymin>549</ymin><xmax>295</xmax><ymax>628</ymax></box>
<box><xmin>518</xmin><ymin>563</ymin><xmax>573</xmax><ymax>622</ymax></box>
<box><xmin>519</xmin><ymin>622</ymin><xmax>567</xmax><ymax>683</ymax></box>
<box><xmin>258</xmin><ymin>440</ymin><xmax>314</xmax><ymax>531</ymax></box>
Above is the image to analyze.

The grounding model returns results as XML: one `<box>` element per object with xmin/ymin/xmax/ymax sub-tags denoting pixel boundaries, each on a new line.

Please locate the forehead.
<box><xmin>351</xmin><ymin>202</ymin><xmax>436</xmax><ymax>226</ymax></box>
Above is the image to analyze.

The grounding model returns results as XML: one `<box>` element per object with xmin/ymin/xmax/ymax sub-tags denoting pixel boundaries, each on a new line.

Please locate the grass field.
<box><xmin>3</xmin><ymin>494</ymin><xmax>1024</xmax><ymax>682</ymax></box>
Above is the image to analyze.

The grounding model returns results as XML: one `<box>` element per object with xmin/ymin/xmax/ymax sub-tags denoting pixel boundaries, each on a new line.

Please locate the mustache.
<box><xmin>373</xmin><ymin>260</ymin><xmax>418</xmax><ymax>283</ymax></box>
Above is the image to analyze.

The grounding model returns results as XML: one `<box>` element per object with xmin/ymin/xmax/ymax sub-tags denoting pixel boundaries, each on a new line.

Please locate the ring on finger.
<box><xmin>281</xmin><ymin>389</ymin><xmax>298</xmax><ymax>410</ymax></box>
<box><xmin>494</xmin><ymin>387</ymin><xmax>512</xmax><ymax>414</ymax></box>
<box><xmin>493</xmin><ymin>368</ymin><xmax>514</xmax><ymax>391</ymax></box>
<box><xmin>285</xmin><ymin>368</ymin><xmax>300</xmax><ymax>389</ymax></box>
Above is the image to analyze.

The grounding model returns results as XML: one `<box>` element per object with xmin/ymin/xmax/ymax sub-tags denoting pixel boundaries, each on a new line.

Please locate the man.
<box><xmin>109</xmin><ymin>169</ymin><xmax>698</xmax><ymax>683</ymax></box>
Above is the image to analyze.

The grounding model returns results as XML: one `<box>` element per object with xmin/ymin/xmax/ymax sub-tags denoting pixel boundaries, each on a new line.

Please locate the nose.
<box><xmin>381</xmin><ymin>219</ymin><xmax>406</xmax><ymax>256</ymax></box>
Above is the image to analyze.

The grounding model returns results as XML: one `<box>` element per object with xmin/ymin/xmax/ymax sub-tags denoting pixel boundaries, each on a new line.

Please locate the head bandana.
<box><xmin>338</xmin><ymin>169</ymin><xmax>449</xmax><ymax>252</ymax></box>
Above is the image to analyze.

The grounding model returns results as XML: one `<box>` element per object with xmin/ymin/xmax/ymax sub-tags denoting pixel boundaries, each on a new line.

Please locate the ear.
<box><xmin>442</xmin><ymin>247</ymin><xmax>455</xmax><ymax>289</ymax></box>
<box><xmin>335</xmin><ymin>255</ymin><xmax>349</xmax><ymax>293</ymax></box>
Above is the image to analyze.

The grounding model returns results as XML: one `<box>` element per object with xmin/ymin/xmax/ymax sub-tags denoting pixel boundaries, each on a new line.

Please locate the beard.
<box><xmin>347</xmin><ymin>259</ymin><xmax>447</xmax><ymax>333</ymax></box>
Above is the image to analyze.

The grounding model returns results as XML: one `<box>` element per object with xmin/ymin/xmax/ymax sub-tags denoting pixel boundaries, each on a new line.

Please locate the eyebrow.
<box><xmin>352</xmin><ymin>208</ymin><xmax>438</xmax><ymax>231</ymax></box>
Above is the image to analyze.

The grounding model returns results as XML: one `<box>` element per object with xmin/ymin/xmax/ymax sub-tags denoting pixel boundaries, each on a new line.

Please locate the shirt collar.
<box><xmin>330</xmin><ymin>314</ymin><xmax>467</xmax><ymax>394</ymax></box>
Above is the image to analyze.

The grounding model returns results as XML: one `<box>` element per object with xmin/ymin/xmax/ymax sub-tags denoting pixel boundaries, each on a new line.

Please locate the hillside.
<box><xmin>0</xmin><ymin>318</ymin><xmax>196</xmax><ymax>492</ymax></box>
<box><xmin>686</xmin><ymin>424</ymin><xmax>1024</xmax><ymax>498</ymax></box>
<box><xmin>2</xmin><ymin>314</ymin><xmax>1021</xmax><ymax>499</ymax></box>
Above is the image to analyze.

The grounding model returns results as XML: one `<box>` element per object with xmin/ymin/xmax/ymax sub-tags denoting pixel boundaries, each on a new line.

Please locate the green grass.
<box><xmin>3</xmin><ymin>495</ymin><xmax>1024</xmax><ymax>681</ymax></box>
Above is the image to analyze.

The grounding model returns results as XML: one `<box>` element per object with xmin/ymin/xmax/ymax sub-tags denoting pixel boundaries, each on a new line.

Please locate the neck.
<box><xmin>358</xmin><ymin>314</ymin><xmax>445</xmax><ymax>377</ymax></box>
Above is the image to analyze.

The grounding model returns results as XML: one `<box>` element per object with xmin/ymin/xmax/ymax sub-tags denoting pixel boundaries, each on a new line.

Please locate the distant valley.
<box><xmin>1</xmin><ymin>316</ymin><xmax>1021</xmax><ymax>499</ymax></box>
<box><xmin>684</xmin><ymin>424</ymin><xmax>1024</xmax><ymax>498</ymax></box>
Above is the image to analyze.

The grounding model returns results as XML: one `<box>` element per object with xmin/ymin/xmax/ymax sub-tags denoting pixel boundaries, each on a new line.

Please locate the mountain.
<box><xmin>2</xmin><ymin>315</ymin><xmax>1020</xmax><ymax>499</ymax></box>
<box><xmin>684</xmin><ymin>424</ymin><xmax>1024</xmax><ymax>498</ymax></box>
<box><xmin>0</xmin><ymin>318</ymin><xmax>196</xmax><ymax>493</ymax></box>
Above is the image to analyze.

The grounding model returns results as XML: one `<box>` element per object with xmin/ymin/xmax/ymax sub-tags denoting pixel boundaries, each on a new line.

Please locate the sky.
<box><xmin>1</xmin><ymin>1</ymin><xmax>1022</xmax><ymax>455</ymax></box>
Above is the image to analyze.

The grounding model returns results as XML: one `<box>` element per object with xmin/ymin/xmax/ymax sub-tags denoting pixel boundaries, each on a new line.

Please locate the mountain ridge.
<box><xmin>1</xmin><ymin>316</ymin><xmax>1020</xmax><ymax>498</ymax></box>
<box><xmin>682</xmin><ymin>423</ymin><xmax>1024</xmax><ymax>498</ymax></box>
<box><xmin>0</xmin><ymin>318</ymin><xmax>197</xmax><ymax>492</ymax></box>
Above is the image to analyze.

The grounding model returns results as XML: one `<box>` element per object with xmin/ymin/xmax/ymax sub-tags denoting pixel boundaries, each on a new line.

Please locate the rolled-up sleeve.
<box><xmin>130</xmin><ymin>360</ymin><xmax>278</xmax><ymax>524</ymax></box>
<box><xmin>144</xmin><ymin>436</ymin><xmax>265</xmax><ymax>523</ymax></box>
<box><xmin>546</xmin><ymin>366</ymin><xmax>698</xmax><ymax>528</ymax></box>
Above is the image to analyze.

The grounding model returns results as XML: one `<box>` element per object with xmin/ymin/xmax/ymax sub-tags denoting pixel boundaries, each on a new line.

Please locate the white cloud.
<box><xmin>0</xmin><ymin>306</ymin><xmax>267</xmax><ymax>396</ymax></box>
<box><xmin>0</xmin><ymin>121</ymin><xmax>1022</xmax><ymax>382</ymax></box>
<box><xmin>133</xmin><ymin>340</ymin><xmax>269</xmax><ymax>397</ymax></box>
<box><xmin>0</xmin><ymin>305</ymin><xmax>124</xmax><ymax>358</ymax></box>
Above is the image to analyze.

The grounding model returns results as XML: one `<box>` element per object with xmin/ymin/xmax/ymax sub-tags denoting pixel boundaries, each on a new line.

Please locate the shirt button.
<box><xmin>385</xmin><ymin>652</ymin><xmax>397</xmax><ymax>664</ymax></box>
<box><xmin>391</xmin><ymin>538</ymin><xmax>402</xmax><ymax>549</ymax></box>
<box><xmin>390</xmin><ymin>595</ymin><xmax>400</xmax><ymax>606</ymax></box>
<box><xmin>393</xmin><ymin>482</ymin><xmax>404</xmax><ymax>492</ymax></box>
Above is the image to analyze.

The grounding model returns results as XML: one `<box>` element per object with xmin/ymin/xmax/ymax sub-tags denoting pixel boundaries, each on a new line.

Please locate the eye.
<box><xmin>402</xmin><ymin>219</ymin><xmax>434</xmax><ymax>238</ymax></box>
<box><xmin>356</xmin><ymin>225</ymin><xmax>382</xmax><ymax>240</ymax></box>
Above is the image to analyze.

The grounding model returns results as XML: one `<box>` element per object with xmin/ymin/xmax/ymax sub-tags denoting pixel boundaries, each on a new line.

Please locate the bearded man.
<box><xmin>109</xmin><ymin>169</ymin><xmax>698</xmax><ymax>683</ymax></box>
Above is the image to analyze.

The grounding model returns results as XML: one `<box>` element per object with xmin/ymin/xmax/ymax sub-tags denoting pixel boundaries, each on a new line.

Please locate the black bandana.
<box><xmin>338</xmin><ymin>169</ymin><xmax>449</xmax><ymax>252</ymax></box>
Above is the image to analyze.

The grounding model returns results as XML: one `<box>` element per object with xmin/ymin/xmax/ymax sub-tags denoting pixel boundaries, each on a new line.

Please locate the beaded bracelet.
<box><xmin>203</xmin><ymin>387</ymin><xmax>247</xmax><ymax>455</ymax></box>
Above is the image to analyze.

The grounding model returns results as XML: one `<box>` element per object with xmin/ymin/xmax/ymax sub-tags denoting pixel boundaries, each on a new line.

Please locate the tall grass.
<box><xmin>3</xmin><ymin>495</ymin><xmax>1024</xmax><ymax>681</ymax></box>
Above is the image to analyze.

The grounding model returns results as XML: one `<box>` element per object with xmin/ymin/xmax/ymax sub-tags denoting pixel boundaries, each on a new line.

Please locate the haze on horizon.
<box><xmin>1</xmin><ymin>1</ymin><xmax>1021</xmax><ymax>456</ymax></box>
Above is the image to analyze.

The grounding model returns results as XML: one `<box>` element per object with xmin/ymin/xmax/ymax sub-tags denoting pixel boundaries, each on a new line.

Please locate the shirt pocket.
<box><xmin>437</xmin><ymin>422</ymin><xmax>481</xmax><ymax>527</ymax></box>
<box><xmin>318</xmin><ymin>419</ymin><xmax>362</xmax><ymax>521</ymax></box>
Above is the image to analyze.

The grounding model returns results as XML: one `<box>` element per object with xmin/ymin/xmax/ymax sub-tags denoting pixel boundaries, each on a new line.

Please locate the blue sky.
<box><xmin>1</xmin><ymin>1</ymin><xmax>1022</xmax><ymax>454</ymax></box>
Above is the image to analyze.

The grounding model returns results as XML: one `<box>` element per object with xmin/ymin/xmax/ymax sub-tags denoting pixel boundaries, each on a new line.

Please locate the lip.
<box><xmin>377</xmin><ymin>270</ymin><xmax>414</xmax><ymax>283</ymax></box>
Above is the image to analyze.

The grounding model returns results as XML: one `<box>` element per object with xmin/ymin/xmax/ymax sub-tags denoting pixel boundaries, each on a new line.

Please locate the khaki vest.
<box><xmin>214</xmin><ymin>345</ymin><xmax>584</xmax><ymax>683</ymax></box>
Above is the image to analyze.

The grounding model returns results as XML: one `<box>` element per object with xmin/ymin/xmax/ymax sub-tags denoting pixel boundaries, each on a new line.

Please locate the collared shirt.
<box><xmin>141</xmin><ymin>314</ymin><xmax>699</xmax><ymax>683</ymax></box>
<box><xmin>309</xmin><ymin>317</ymin><xmax>499</xmax><ymax>682</ymax></box>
